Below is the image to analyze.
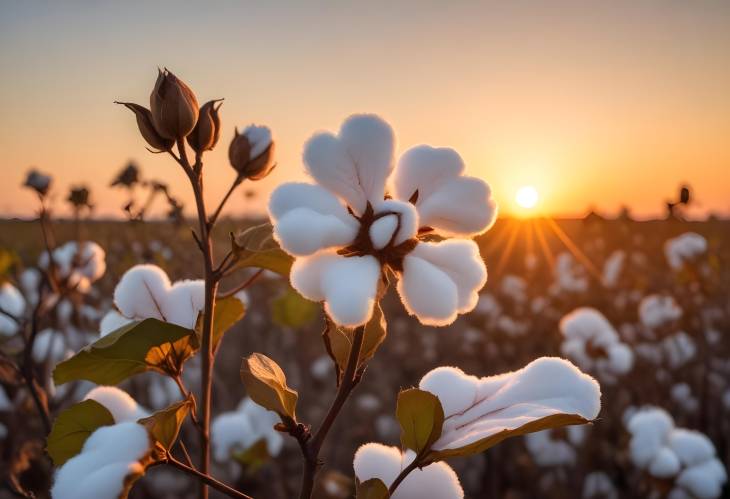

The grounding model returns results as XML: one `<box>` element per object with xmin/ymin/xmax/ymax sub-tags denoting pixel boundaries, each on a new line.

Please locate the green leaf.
<box><xmin>396</xmin><ymin>388</ymin><xmax>444</xmax><ymax>455</ymax></box>
<box><xmin>53</xmin><ymin>318</ymin><xmax>197</xmax><ymax>386</ymax></box>
<box><xmin>428</xmin><ymin>413</ymin><xmax>592</xmax><ymax>461</ymax></box>
<box><xmin>356</xmin><ymin>478</ymin><xmax>390</xmax><ymax>498</ymax></box>
<box><xmin>323</xmin><ymin>304</ymin><xmax>387</xmax><ymax>384</ymax></box>
<box><xmin>232</xmin><ymin>438</ymin><xmax>271</xmax><ymax>474</ymax></box>
<box><xmin>271</xmin><ymin>287</ymin><xmax>318</xmax><ymax>328</ymax></box>
<box><xmin>138</xmin><ymin>397</ymin><xmax>194</xmax><ymax>454</ymax></box>
<box><xmin>212</xmin><ymin>295</ymin><xmax>246</xmax><ymax>351</ymax></box>
<box><xmin>232</xmin><ymin>223</ymin><xmax>294</xmax><ymax>276</ymax></box>
<box><xmin>46</xmin><ymin>400</ymin><xmax>115</xmax><ymax>466</ymax></box>
<box><xmin>240</xmin><ymin>353</ymin><xmax>298</xmax><ymax>422</ymax></box>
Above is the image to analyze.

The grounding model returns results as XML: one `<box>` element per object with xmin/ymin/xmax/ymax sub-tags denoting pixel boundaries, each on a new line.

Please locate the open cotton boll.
<box><xmin>0</xmin><ymin>386</ymin><xmax>12</xmax><ymax>411</ymax></box>
<box><xmin>665</xmin><ymin>232</ymin><xmax>707</xmax><ymax>270</ymax></box>
<box><xmin>639</xmin><ymin>294</ymin><xmax>682</xmax><ymax>330</ymax></box>
<box><xmin>602</xmin><ymin>250</ymin><xmax>625</xmax><ymax>288</ymax></box>
<box><xmin>241</xmin><ymin>124</ymin><xmax>272</xmax><ymax>159</ymax></box>
<box><xmin>32</xmin><ymin>329</ymin><xmax>68</xmax><ymax>364</ymax></box>
<box><xmin>582</xmin><ymin>471</ymin><xmax>618</xmax><ymax>499</ymax></box>
<box><xmin>675</xmin><ymin>458</ymin><xmax>727</xmax><ymax>499</ymax></box>
<box><xmin>211</xmin><ymin>398</ymin><xmax>283</xmax><ymax>462</ymax></box>
<box><xmin>0</xmin><ymin>283</ymin><xmax>26</xmax><ymax>336</ymax></box>
<box><xmin>668</xmin><ymin>429</ymin><xmax>716</xmax><ymax>467</ymax></box>
<box><xmin>500</xmin><ymin>275</ymin><xmax>527</xmax><ymax>303</ymax></box>
<box><xmin>113</xmin><ymin>265</ymin><xmax>171</xmax><ymax>321</ymax></box>
<box><xmin>372</xmin><ymin>199</ymin><xmax>419</xmax><ymax>246</ymax></box>
<box><xmin>627</xmin><ymin>407</ymin><xmax>675</xmax><ymax>468</ymax></box>
<box><xmin>19</xmin><ymin>268</ymin><xmax>41</xmax><ymax>306</ymax></box>
<box><xmin>84</xmin><ymin>386</ymin><xmax>148</xmax><ymax>423</ymax></box>
<box><xmin>353</xmin><ymin>443</ymin><xmax>463</xmax><ymax>498</ymax></box>
<box><xmin>162</xmin><ymin>280</ymin><xmax>205</xmax><ymax>329</ymax></box>
<box><xmin>99</xmin><ymin>310</ymin><xmax>132</xmax><ymax>337</ymax></box>
<box><xmin>398</xmin><ymin>240</ymin><xmax>486</xmax><ymax>327</ymax></box>
<box><xmin>524</xmin><ymin>429</ymin><xmax>578</xmax><ymax>466</ymax></box>
<box><xmin>648</xmin><ymin>447</ymin><xmax>681</xmax><ymax>477</ymax></box>
<box><xmin>51</xmin><ymin>422</ymin><xmax>151</xmax><ymax>499</ymax></box>
<box><xmin>662</xmin><ymin>332</ymin><xmax>696</xmax><ymax>368</ymax></box>
<box><xmin>419</xmin><ymin>357</ymin><xmax>600</xmax><ymax>453</ymax></box>
<box><xmin>38</xmin><ymin>241</ymin><xmax>106</xmax><ymax>283</ymax></box>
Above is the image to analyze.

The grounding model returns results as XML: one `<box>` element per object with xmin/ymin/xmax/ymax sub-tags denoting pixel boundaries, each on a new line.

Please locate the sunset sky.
<box><xmin>2</xmin><ymin>1</ymin><xmax>729</xmax><ymax>219</ymax></box>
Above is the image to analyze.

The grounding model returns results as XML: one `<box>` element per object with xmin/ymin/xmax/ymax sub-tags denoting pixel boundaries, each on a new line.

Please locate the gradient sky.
<box><xmin>2</xmin><ymin>1</ymin><xmax>729</xmax><ymax>219</ymax></box>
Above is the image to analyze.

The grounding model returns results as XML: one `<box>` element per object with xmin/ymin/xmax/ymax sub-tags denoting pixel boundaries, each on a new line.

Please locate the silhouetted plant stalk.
<box><xmin>117</xmin><ymin>68</ymin><xmax>275</xmax><ymax>499</ymax></box>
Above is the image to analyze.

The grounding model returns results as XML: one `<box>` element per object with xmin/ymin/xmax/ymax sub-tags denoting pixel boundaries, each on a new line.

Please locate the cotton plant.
<box><xmin>268</xmin><ymin>114</ymin><xmax>497</xmax><ymax>327</ymax></box>
<box><xmin>524</xmin><ymin>425</ymin><xmax>587</xmax><ymax>467</ymax></box>
<box><xmin>559</xmin><ymin>307</ymin><xmax>634</xmax><ymax>384</ymax></box>
<box><xmin>626</xmin><ymin>407</ymin><xmax>727</xmax><ymax>499</ymax></box>
<box><xmin>601</xmin><ymin>249</ymin><xmax>625</xmax><ymax>288</ymax></box>
<box><xmin>0</xmin><ymin>282</ymin><xmax>26</xmax><ymax>336</ymax></box>
<box><xmin>639</xmin><ymin>294</ymin><xmax>683</xmax><ymax>331</ymax></box>
<box><xmin>551</xmin><ymin>252</ymin><xmax>589</xmax><ymax>295</ymax></box>
<box><xmin>664</xmin><ymin>232</ymin><xmax>707</xmax><ymax>271</ymax></box>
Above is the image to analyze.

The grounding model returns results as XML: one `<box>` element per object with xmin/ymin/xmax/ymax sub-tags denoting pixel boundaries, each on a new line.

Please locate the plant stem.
<box><xmin>298</xmin><ymin>325</ymin><xmax>366</xmax><ymax>499</ymax></box>
<box><xmin>167</xmin><ymin>455</ymin><xmax>254</xmax><ymax>499</ymax></box>
<box><xmin>388</xmin><ymin>458</ymin><xmax>420</xmax><ymax>495</ymax></box>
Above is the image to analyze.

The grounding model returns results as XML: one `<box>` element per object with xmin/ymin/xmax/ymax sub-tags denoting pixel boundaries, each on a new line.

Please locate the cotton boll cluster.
<box><xmin>626</xmin><ymin>407</ymin><xmax>727</xmax><ymax>498</ymax></box>
<box><xmin>524</xmin><ymin>426</ymin><xmax>587</xmax><ymax>466</ymax></box>
<box><xmin>0</xmin><ymin>283</ymin><xmax>26</xmax><ymax>336</ymax></box>
<box><xmin>84</xmin><ymin>386</ymin><xmax>148</xmax><ymax>422</ymax></box>
<box><xmin>51</xmin><ymin>422</ymin><xmax>151</xmax><ymax>499</ymax></box>
<box><xmin>353</xmin><ymin>443</ymin><xmax>463</xmax><ymax>498</ymax></box>
<box><xmin>559</xmin><ymin>308</ymin><xmax>633</xmax><ymax>383</ymax></box>
<box><xmin>552</xmin><ymin>253</ymin><xmax>589</xmax><ymax>294</ymax></box>
<box><xmin>662</xmin><ymin>332</ymin><xmax>697</xmax><ymax>369</ymax></box>
<box><xmin>500</xmin><ymin>275</ymin><xmax>527</xmax><ymax>304</ymax></box>
<box><xmin>418</xmin><ymin>357</ymin><xmax>600</xmax><ymax>452</ymax></box>
<box><xmin>496</xmin><ymin>315</ymin><xmax>529</xmax><ymax>337</ymax></box>
<box><xmin>582</xmin><ymin>471</ymin><xmax>618</xmax><ymax>499</ymax></box>
<box><xmin>211</xmin><ymin>398</ymin><xmax>283</xmax><ymax>463</ymax></box>
<box><xmin>269</xmin><ymin>114</ymin><xmax>496</xmax><ymax>328</ymax></box>
<box><xmin>39</xmin><ymin>241</ymin><xmax>107</xmax><ymax>289</ymax></box>
<box><xmin>112</xmin><ymin>264</ymin><xmax>204</xmax><ymax>330</ymax></box>
<box><xmin>602</xmin><ymin>250</ymin><xmax>625</xmax><ymax>288</ymax></box>
<box><xmin>99</xmin><ymin>309</ymin><xmax>132</xmax><ymax>337</ymax></box>
<box><xmin>639</xmin><ymin>294</ymin><xmax>682</xmax><ymax>330</ymax></box>
<box><xmin>671</xmin><ymin>383</ymin><xmax>699</xmax><ymax>413</ymax></box>
<box><xmin>665</xmin><ymin>232</ymin><xmax>707</xmax><ymax>271</ymax></box>
<box><xmin>31</xmin><ymin>329</ymin><xmax>71</xmax><ymax>364</ymax></box>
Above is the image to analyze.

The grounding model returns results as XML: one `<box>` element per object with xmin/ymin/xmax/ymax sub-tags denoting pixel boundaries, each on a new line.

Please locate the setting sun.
<box><xmin>516</xmin><ymin>185</ymin><xmax>539</xmax><ymax>210</ymax></box>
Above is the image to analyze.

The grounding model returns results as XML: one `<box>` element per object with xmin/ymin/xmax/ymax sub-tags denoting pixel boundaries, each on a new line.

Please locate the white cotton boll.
<box><xmin>20</xmin><ymin>268</ymin><xmax>41</xmax><ymax>305</ymax></box>
<box><xmin>76</xmin><ymin>242</ymin><xmax>107</xmax><ymax>282</ymax></box>
<box><xmin>0</xmin><ymin>386</ymin><xmax>12</xmax><ymax>411</ymax></box>
<box><xmin>52</xmin><ymin>422</ymin><xmax>150</xmax><ymax>499</ymax></box>
<box><xmin>500</xmin><ymin>275</ymin><xmax>527</xmax><ymax>303</ymax></box>
<box><xmin>84</xmin><ymin>386</ymin><xmax>148</xmax><ymax>423</ymax></box>
<box><xmin>417</xmin><ymin>176</ymin><xmax>496</xmax><ymax>237</ymax></box>
<box><xmin>648</xmin><ymin>447</ymin><xmax>681</xmax><ymax>478</ymax></box>
<box><xmin>668</xmin><ymin>488</ymin><xmax>694</xmax><ymax>499</ymax></box>
<box><xmin>237</xmin><ymin>398</ymin><xmax>284</xmax><ymax>457</ymax></box>
<box><xmin>148</xmin><ymin>376</ymin><xmax>180</xmax><ymax>409</ymax></box>
<box><xmin>607</xmin><ymin>343</ymin><xmax>634</xmax><ymax>374</ymax></box>
<box><xmin>475</xmin><ymin>293</ymin><xmax>501</xmax><ymax>317</ymax></box>
<box><xmin>665</xmin><ymin>232</ymin><xmax>707</xmax><ymax>270</ymax></box>
<box><xmin>290</xmin><ymin>252</ymin><xmax>337</xmax><ymax>302</ymax></box>
<box><xmin>113</xmin><ymin>265</ymin><xmax>171</xmax><ymax>321</ymax></box>
<box><xmin>353</xmin><ymin>443</ymin><xmax>464</xmax><ymax>499</ymax></box>
<box><xmin>162</xmin><ymin>280</ymin><xmax>205</xmax><ymax>329</ymax></box>
<box><xmin>582</xmin><ymin>471</ymin><xmax>618</xmax><ymax>499</ymax></box>
<box><xmin>56</xmin><ymin>299</ymin><xmax>74</xmax><ymax>326</ymax></box>
<box><xmin>676</xmin><ymin>458</ymin><xmax>727</xmax><ymax>499</ymax></box>
<box><xmin>668</xmin><ymin>429</ymin><xmax>716</xmax><ymax>467</ymax></box>
<box><xmin>419</xmin><ymin>366</ymin><xmax>478</xmax><ymax>416</ymax></box>
<box><xmin>356</xmin><ymin>393</ymin><xmax>381</xmax><ymax>412</ymax></box>
<box><xmin>310</xmin><ymin>355</ymin><xmax>333</xmax><ymax>381</ymax></box>
<box><xmin>393</xmin><ymin>146</ymin><xmax>465</xmax><ymax>207</ymax></box>
<box><xmin>554</xmin><ymin>253</ymin><xmax>589</xmax><ymax>293</ymax></box>
<box><xmin>663</xmin><ymin>332</ymin><xmax>696</xmax><ymax>368</ymax></box>
<box><xmin>627</xmin><ymin>407</ymin><xmax>674</xmax><ymax>468</ymax></box>
<box><xmin>269</xmin><ymin>182</ymin><xmax>358</xmax><ymax>256</ymax></box>
<box><xmin>99</xmin><ymin>310</ymin><xmax>132</xmax><ymax>337</ymax></box>
<box><xmin>211</xmin><ymin>412</ymin><xmax>255</xmax><ymax>461</ymax></box>
<box><xmin>373</xmin><ymin>199</ymin><xmax>419</xmax><ymax>245</ymax></box>
<box><xmin>602</xmin><ymin>250</ymin><xmax>625</xmax><ymax>288</ymax></box>
<box><xmin>525</xmin><ymin>430</ymin><xmax>577</xmax><ymax>466</ymax></box>
<box><xmin>639</xmin><ymin>294</ymin><xmax>682</xmax><ymax>330</ymax></box>
<box><xmin>398</xmin><ymin>240</ymin><xmax>486</xmax><ymax>326</ymax></box>
<box><xmin>369</xmin><ymin>214</ymin><xmax>399</xmax><ymax>250</ymax></box>
<box><xmin>32</xmin><ymin>329</ymin><xmax>67</xmax><ymax>364</ymax></box>
<box><xmin>234</xmin><ymin>289</ymin><xmax>250</xmax><ymax>308</ymax></box>
<box><xmin>241</xmin><ymin>125</ymin><xmax>272</xmax><ymax>158</ymax></box>
<box><xmin>0</xmin><ymin>283</ymin><xmax>25</xmax><ymax>336</ymax></box>
<box><xmin>320</xmin><ymin>255</ymin><xmax>380</xmax><ymax>326</ymax></box>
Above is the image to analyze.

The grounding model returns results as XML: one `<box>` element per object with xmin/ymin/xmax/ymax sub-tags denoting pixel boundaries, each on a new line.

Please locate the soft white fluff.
<box><xmin>211</xmin><ymin>398</ymin><xmax>283</xmax><ymax>462</ymax></box>
<box><xmin>99</xmin><ymin>310</ymin><xmax>132</xmax><ymax>337</ymax></box>
<box><xmin>582</xmin><ymin>471</ymin><xmax>618</xmax><ymax>499</ymax></box>
<box><xmin>602</xmin><ymin>250</ymin><xmax>625</xmax><ymax>288</ymax></box>
<box><xmin>665</xmin><ymin>232</ymin><xmax>707</xmax><ymax>270</ymax></box>
<box><xmin>112</xmin><ymin>265</ymin><xmax>204</xmax><ymax>329</ymax></box>
<box><xmin>0</xmin><ymin>283</ymin><xmax>26</xmax><ymax>336</ymax></box>
<box><xmin>39</xmin><ymin>241</ymin><xmax>106</xmax><ymax>285</ymax></box>
<box><xmin>397</xmin><ymin>240</ymin><xmax>486</xmax><ymax>326</ymax></box>
<box><xmin>639</xmin><ymin>294</ymin><xmax>682</xmax><ymax>330</ymax></box>
<box><xmin>51</xmin><ymin>422</ymin><xmax>150</xmax><ymax>499</ymax></box>
<box><xmin>419</xmin><ymin>357</ymin><xmax>601</xmax><ymax>452</ymax></box>
<box><xmin>662</xmin><ymin>332</ymin><xmax>696</xmax><ymax>368</ymax></box>
<box><xmin>553</xmin><ymin>252</ymin><xmax>588</xmax><ymax>293</ymax></box>
<box><xmin>626</xmin><ymin>407</ymin><xmax>727</xmax><ymax>498</ymax></box>
<box><xmin>559</xmin><ymin>307</ymin><xmax>634</xmax><ymax>382</ymax></box>
<box><xmin>269</xmin><ymin>114</ymin><xmax>496</xmax><ymax>327</ymax></box>
<box><xmin>353</xmin><ymin>443</ymin><xmax>463</xmax><ymax>498</ymax></box>
<box><xmin>32</xmin><ymin>329</ymin><xmax>68</xmax><ymax>364</ymax></box>
<box><xmin>525</xmin><ymin>426</ymin><xmax>586</xmax><ymax>467</ymax></box>
<box><xmin>241</xmin><ymin>125</ymin><xmax>272</xmax><ymax>159</ymax></box>
<box><xmin>500</xmin><ymin>275</ymin><xmax>527</xmax><ymax>303</ymax></box>
<box><xmin>84</xmin><ymin>386</ymin><xmax>148</xmax><ymax>423</ymax></box>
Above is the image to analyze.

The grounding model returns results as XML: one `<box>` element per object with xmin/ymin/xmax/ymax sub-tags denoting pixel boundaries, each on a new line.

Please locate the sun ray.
<box><xmin>492</xmin><ymin>219</ymin><xmax>522</xmax><ymax>278</ymax></box>
<box><xmin>544</xmin><ymin>217</ymin><xmax>603</xmax><ymax>281</ymax></box>
<box><xmin>534</xmin><ymin>219</ymin><xmax>556</xmax><ymax>273</ymax></box>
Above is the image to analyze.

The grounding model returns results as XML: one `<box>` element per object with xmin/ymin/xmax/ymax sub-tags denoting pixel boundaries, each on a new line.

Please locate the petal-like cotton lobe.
<box><xmin>84</xmin><ymin>386</ymin><xmax>148</xmax><ymax>423</ymax></box>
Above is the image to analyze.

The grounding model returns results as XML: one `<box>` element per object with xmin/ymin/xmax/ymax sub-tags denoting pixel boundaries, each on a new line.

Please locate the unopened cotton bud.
<box><xmin>24</xmin><ymin>169</ymin><xmax>52</xmax><ymax>196</ymax></box>
<box><xmin>149</xmin><ymin>68</ymin><xmax>199</xmax><ymax>140</ymax></box>
<box><xmin>116</xmin><ymin>102</ymin><xmax>174</xmax><ymax>152</ymax></box>
<box><xmin>228</xmin><ymin>125</ymin><xmax>275</xmax><ymax>180</ymax></box>
<box><xmin>111</xmin><ymin>162</ymin><xmax>140</xmax><ymax>188</ymax></box>
<box><xmin>68</xmin><ymin>186</ymin><xmax>91</xmax><ymax>209</ymax></box>
<box><xmin>187</xmin><ymin>99</ymin><xmax>223</xmax><ymax>153</ymax></box>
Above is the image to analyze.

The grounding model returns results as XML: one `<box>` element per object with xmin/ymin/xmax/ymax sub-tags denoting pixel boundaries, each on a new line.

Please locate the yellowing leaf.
<box><xmin>232</xmin><ymin>223</ymin><xmax>294</xmax><ymax>276</ymax></box>
<box><xmin>240</xmin><ymin>353</ymin><xmax>298</xmax><ymax>422</ymax></box>
<box><xmin>53</xmin><ymin>319</ymin><xmax>196</xmax><ymax>386</ymax></box>
<box><xmin>138</xmin><ymin>397</ymin><xmax>194</xmax><ymax>454</ymax></box>
<box><xmin>356</xmin><ymin>478</ymin><xmax>390</xmax><ymax>498</ymax></box>
<box><xmin>396</xmin><ymin>388</ymin><xmax>444</xmax><ymax>455</ymax></box>
<box><xmin>272</xmin><ymin>287</ymin><xmax>318</xmax><ymax>328</ymax></box>
<box><xmin>46</xmin><ymin>400</ymin><xmax>115</xmax><ymax>466</ymax></box>
<box><xmin>212</xmin><ymin>295</ymin><xmax>246</xmax><ymax>351</ymax></box>
<box><xmin>232</xmin><ymin>438</ymin><xmax>271</xmax><ymax>474</ymax></box>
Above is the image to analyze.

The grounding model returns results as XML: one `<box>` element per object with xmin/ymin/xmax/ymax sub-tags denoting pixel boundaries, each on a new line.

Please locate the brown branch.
<box><xmin>166</xmin><ymin>455</ymin><xmax>253</xmax><ymax>499</ymax></box>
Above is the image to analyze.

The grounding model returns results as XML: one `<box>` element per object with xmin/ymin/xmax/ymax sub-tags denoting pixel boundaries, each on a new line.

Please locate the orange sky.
<box><xmin>2</xmin><ymin>1</ymin><xmax>729</xmax><ymax>219</ymax></box>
